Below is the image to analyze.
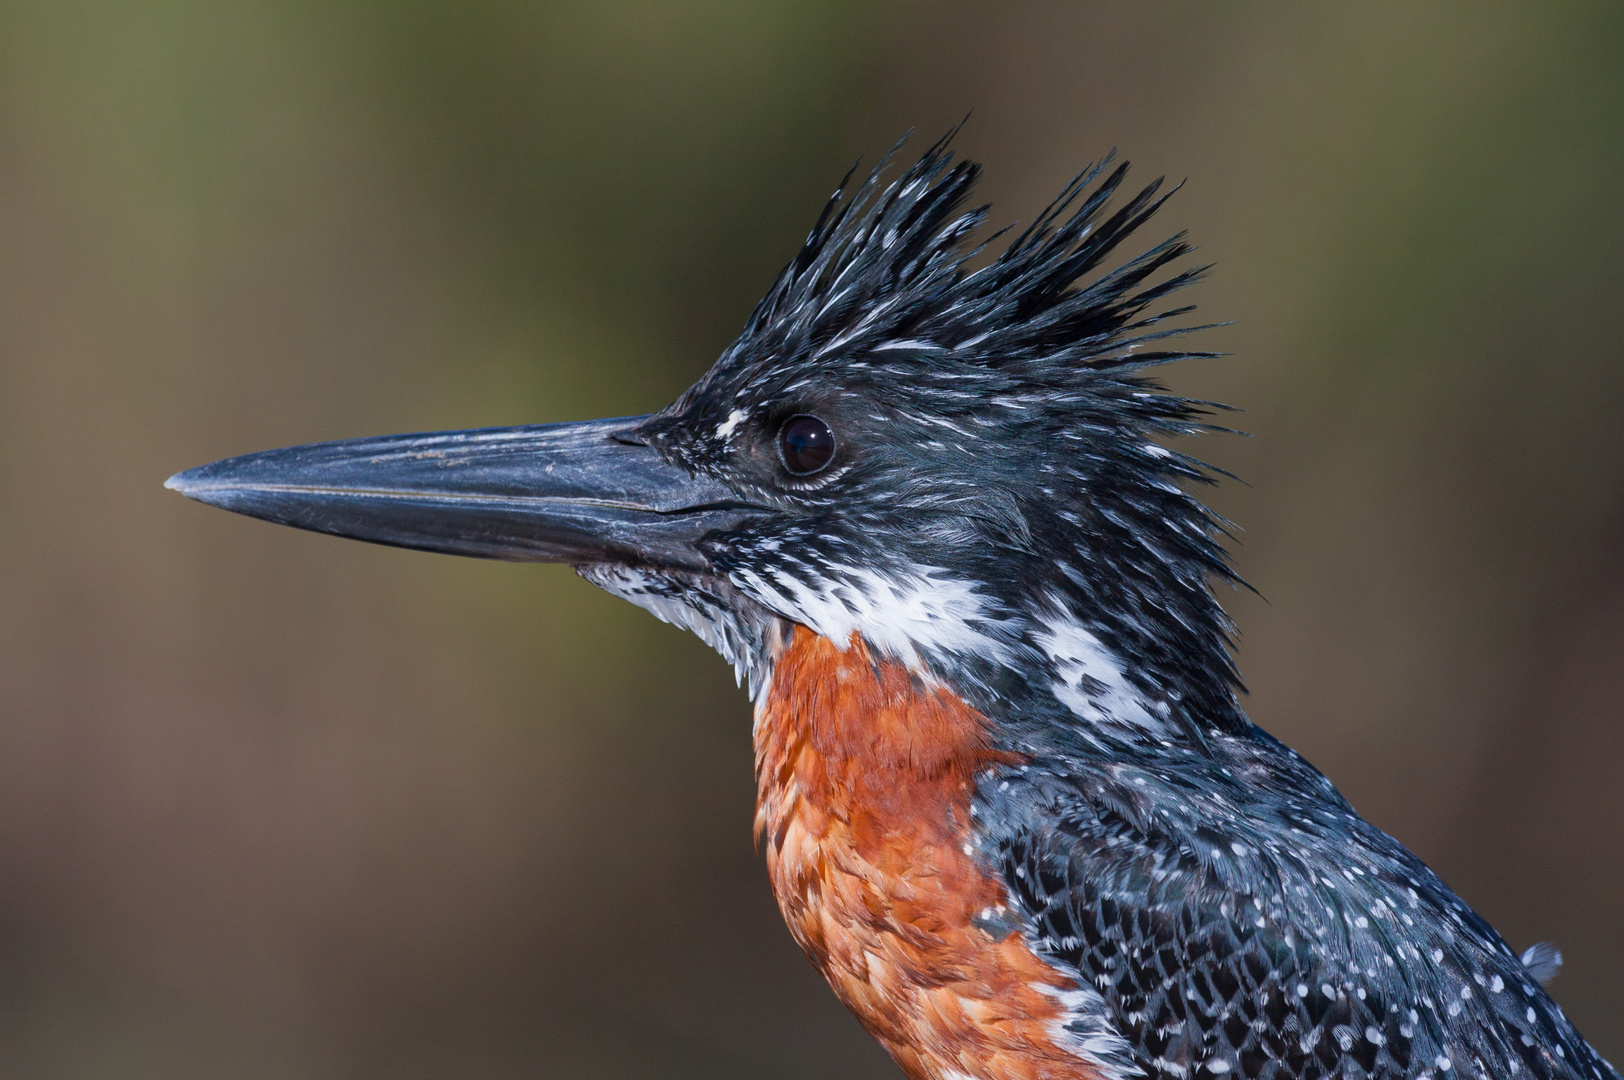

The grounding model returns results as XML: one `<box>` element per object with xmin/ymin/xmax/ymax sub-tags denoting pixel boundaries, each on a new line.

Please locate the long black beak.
<box><xmin>165</xmin><ymin>415</ymin><xmax>761</xmax><ymax>571</ymax></box>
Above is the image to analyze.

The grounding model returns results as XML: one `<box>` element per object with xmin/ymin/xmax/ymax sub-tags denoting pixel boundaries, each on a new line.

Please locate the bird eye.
<box><xmin>778</xmin><ymin>415</ymin><xmax>836</xmax><ymax>475</ymax></box>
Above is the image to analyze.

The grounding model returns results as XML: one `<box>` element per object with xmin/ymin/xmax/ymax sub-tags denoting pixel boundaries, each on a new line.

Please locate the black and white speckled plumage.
<box><xmin>980</xmin><ymin>735</ymin><xmax>1612</xmax><ymax>1079</ymax></box>
<box><xmin>596</xmin><ymin>135</ymin><xmax>1621</xmax><ymax>1080</ymax></box>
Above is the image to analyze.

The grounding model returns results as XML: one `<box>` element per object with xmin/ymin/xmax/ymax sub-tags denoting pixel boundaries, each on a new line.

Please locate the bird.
<box><xmin>166</xmin><ymin>133</ymin><xmax>1618</xmax><ymax>1080</ymax></box>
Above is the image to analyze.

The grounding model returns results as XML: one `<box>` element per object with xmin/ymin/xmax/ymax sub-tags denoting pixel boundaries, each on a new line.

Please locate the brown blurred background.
<box><xmin>1</xmin><ymin>2</ymin><xmax>1621</xmax><ymax>1076</ymax></box>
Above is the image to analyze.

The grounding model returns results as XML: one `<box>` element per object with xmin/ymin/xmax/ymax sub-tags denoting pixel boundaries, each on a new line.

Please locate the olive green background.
<box><xmin>1</xmin><ymin>3</ymin><xmax>1621</xmax><ymax>1076</ymax></box>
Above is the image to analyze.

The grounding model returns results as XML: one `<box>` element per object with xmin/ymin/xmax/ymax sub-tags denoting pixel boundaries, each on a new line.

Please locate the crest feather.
<box><xmin>734</xmin><ymin>132</ymin><xmax>1220</xmax><ymax>386</ymax></box>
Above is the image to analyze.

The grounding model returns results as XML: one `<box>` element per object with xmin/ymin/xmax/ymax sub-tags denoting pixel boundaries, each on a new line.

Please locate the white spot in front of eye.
<box><xmin>716</xmin><ymin>409</ymin><xmax>747</xmax><ymax>438</ymax></box>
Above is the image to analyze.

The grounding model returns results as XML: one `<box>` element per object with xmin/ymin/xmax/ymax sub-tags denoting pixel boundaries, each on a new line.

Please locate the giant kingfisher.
<box><xmin>167</xmin><ymin>136</ymin><xmax>1618</xmax><ymax>1080</ymax></box>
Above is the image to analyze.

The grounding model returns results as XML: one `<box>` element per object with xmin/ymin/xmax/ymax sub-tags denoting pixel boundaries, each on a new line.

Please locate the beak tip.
<box><xmin>165</xmin><ymin>465</ymin><xmax>233</xmax><ymax>506</ymax></box>
<box><xmin>164</xmin><ymin>467</ymin><xmax>205</xmax><ymax>497</ymax></box>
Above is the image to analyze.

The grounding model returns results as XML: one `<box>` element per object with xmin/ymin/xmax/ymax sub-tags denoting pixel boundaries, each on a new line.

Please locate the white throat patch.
<box><xmin>728</xmin><ymin>561</ymin><xmax>1016</xmax><ymax>673</ymax></box>
<box><xmin>588</xmin><ymin>561</ymin><xmax>1166</xmax><ymax>741</ymax></box>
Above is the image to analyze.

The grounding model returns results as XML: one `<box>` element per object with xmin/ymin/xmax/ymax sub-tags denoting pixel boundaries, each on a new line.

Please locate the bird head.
<box><xmin>168</xmin><ymin>135</ymin><xmax>1245</xmax><ymax>745</ymax></box>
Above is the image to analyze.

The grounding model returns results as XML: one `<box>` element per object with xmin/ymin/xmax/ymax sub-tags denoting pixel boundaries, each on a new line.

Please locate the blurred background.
<box><xmin>1</xmin><ymin>2</ymin><xmax>1621</xmax><ymax>1076</ymax></box>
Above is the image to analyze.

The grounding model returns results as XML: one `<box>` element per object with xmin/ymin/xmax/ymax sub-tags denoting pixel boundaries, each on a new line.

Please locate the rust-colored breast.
<box><xmin>754</xmin><ymin>626</ymin><xmax>1102</xmax><ymax>1080</ymax></box>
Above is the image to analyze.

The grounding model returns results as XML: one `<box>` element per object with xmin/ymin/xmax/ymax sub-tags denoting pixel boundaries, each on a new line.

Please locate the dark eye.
<box><xmin>778</xmin><ymin>414</ymin><xmax>836</xmax><ymax>475</ymax></box>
